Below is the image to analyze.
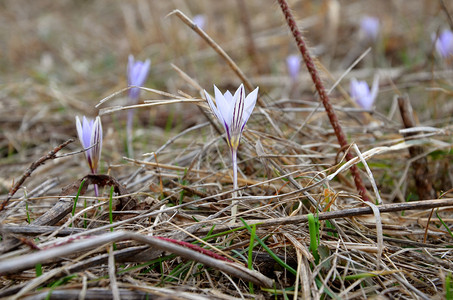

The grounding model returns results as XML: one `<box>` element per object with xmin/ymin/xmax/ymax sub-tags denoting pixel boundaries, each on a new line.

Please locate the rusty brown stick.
<box><xmin>277</xmin><ymin>0</ymin><xmax>370</xmax><ymax>201</ymax></box>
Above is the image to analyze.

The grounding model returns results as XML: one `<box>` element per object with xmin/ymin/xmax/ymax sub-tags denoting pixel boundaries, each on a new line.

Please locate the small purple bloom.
<box><xmin>204</xmin><ymin>84</ymin><xmax>259</xmax><ymax>151</ymax></box>
<box><xmin>286</xmin><ymin>54</ymin><xmax>301</xmax><ymax>81</ymax></box>
<box><xmin>76</xmin><ymin>116</ymin><xmax>103</xmax><ymax>174</ymax></box>
<box><xmin>360</xmin><ymin>16</ymin><xmax>380</xmax><ymax>41</ymax></box>
<box><xmin>193</xmin><ymin>14</ymin><xmax>206</xmax><ymax>31</ymax></box>
<box><xmin>350</xmin><ymin>76</ymin><xmax>379</xmax><ymax>111</ymax></box>
<box><xmin>127</xmin><ymin>55</ymin><xmax>151</xmax><ymax>100</ymax></box>
<box><xmin>433</xmin><ymin>29</ymin><xmax>453</xmax><ymax>59</ymax></box>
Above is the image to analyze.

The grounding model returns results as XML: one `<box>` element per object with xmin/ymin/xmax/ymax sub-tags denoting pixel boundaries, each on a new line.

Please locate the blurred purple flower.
<box><xmin>286</xmin><ymin>54</ymin><xmax>301</xmax><ymax>81</ymax></box>
<box><xmin>433</xmin><ymin>29</ymin><xmax>453</xmax><ymax>59</ymax></box>
<box><xmin>76</xmin><ymin>116</ymin><xmax>103</xmax><ymax>174</ymax></box>
<box><xmin>193</xmin><ymin>14</ymin><xmax>206</xmax><ymax>31</ymax></box>
<box><xmin>360</xmin><ymin>16</ymin><xmax>380</xmax><ymax>41</ymax></box>
<box><xmin>126</xmin><ymin>55</ymin><xmax>150</xmax><ymax>156</ymax></box>
<box><xmin>349</xmin><ymin>76</ymin><xmax>379</xmax><ymax>111</ymax></box>
<box><xmin>127</xmin><ymin>55</ymin><xmax>151</xmax><ymax>100</ymax></box>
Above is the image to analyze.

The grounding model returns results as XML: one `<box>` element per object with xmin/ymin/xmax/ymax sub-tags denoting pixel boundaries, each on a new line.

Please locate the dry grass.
<box><xmin>1</xmin><ymin>0</ymin><xmax>453</xmax><ymax>299</ymax></box>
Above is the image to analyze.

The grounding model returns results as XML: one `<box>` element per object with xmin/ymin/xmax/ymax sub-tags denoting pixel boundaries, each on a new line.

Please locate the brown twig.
<box><xmin>397</xmin><ymin>95</ymin><xmax>436</xmax><ymax>200</ymax></box>
<box><xmin>169</xmin><ymin>9</ymin><xmax>266</xmax><ymax>107</ymax></box>
<box><xmin>1</xmin><ymin>139</ymin><xmax>74</xmax><ymax>211</ymax></box>
<box><xmin>196</xmin><ymin>197</ymin><xmax>453</xmax><ymax>234</ymax></box>
<box><xmin>277</xmin><ymin>0</ymin><xmax>370</xmax><ymax>201</ymax></box>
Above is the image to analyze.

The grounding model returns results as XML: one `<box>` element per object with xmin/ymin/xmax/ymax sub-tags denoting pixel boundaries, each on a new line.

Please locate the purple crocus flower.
<box><xmin>76</xmin><ymin>116</ymin><xmax>103</xmax><ymax>174</ymax></box>
<box><xmin>360</xmin><ymin>16</ymin><xmax>380</xmax><ymax>41</ymax></box>
<box><xmin>126</xmin><ymin>55</ymin><xmax>150</xmax><ymax>156</ymax></box>
<box><xmin>192</xmin><ymin>14</ymin><xmax>206</xmax><ymax>31</ymax></box>
<box><xmin>76</xmin><ymin>116</ymin><xmax>103</xmax><ymax>196</ymax></box>
<box><xmin>127</xmin><ymin>55</ymin><xmax>151</xmax><ymax>100</ymax></box>
<box><xmin>204</xmin><ymin>84</ymin><xmax>258</xmax><ymax>219</ymax></box>
<box><xmin>350</xmin><ymin>76</ymin><xmax>379</xmax><ymax>111</ymax></box>
<box><xmin>433</xmin><ymin>29</ymin><xmax>453</xmax><ymax>59</ymax></box>
<box><xmin>286</xmin><ymin>54</ymin><xmax>301</xmax><ymax>81</ymax></box>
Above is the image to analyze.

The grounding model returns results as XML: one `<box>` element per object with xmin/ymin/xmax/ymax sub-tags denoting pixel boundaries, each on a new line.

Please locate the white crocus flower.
<box><xmin>204</xmin><ymin>84</ymin><xmax>259</xmax><ymax>220</ymax></box>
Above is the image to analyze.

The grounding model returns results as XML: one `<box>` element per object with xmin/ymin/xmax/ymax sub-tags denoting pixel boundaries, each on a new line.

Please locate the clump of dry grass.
<box><xmin>1</xmin><ymin>1</ymin><xmax>453</xmax><ymax>299</ymax></box>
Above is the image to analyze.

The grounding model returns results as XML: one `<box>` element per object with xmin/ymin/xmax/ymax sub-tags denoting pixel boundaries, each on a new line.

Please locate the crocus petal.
<box><xmin>214</xmin><ymin>85</ymin><xmax>233</xmax><ymax>127</ymax></box>
<box><xmin>128</xmin><ymin>55</ymin><xmax>151</xmax><ymax>100</ymax></box>
<box><xmin>82</xmin><ymin>116</ymin><xmax>93</xmax><ymax>149</ymax></box>
<box><xmin>89</xmin><ymin>116</ymin><xmax>103</xmax><ymax>173</ymax></box>
<box><xmin>242</xmin><ymin>86</ymin><xmax>259</xmax><ymax>128</ymax></box>
<box><xmin>350</xmin><ymin>77</ymin><xmax>378</xmax><ymax>110</ymax></box>
<box><xmin>135</xmin><ymin>59</ymin><xmax>151</xmax><ymax>86</ymax></box>
<box><xmin>229</xmin><ymin>85</ymin><xmax>245</xmax><ymax>150</ymax></box>
<box><xmin>127</xmin><ymin>55</ymin><xmax>136</xmax><ymax>87</ymax></box>
<box><xmin>75</xmin><ymin>115</ymin><xmax>103</xmax><ymax>174</ymax></box>
<box><xmin>192</xmin><ymin>14</ymin><xmax>206</xmax><ymax>30</ymax></box>
<box><xmin>231</xmin><ymin>85</ymin><xmax>245</xmax><ymax>132</ymax></box>
<box><xmin>76</xmin><ymin>116</ymin><xmax>83</xmax><ymax>146</ymax></box>
<box><xmin>286</xmin><ymin>54</ymin><xmax>301</xmax><ymax>80</ymax></box>
<box><xmin>204</xmin><ymin>89</ymin><xmax>223</xmax><ymax>124</ymax></box>
<box><xmin>223</xmin><ymin>90</ymin><xmax>234</xmax><ymax>103</ymax></box>
<box><xmin>435</xmin><ymin>29</ymin><xmax>453</xmax><ymax>59</ymax></box>
<box><xmin>360</xmin><ymin>16</ymin><xmax>380</xmax><ymax>41</ymax></box>
<box><xmin>349</xmin><ymin>78</ymin><xmax>360</xmax><ymax>100</ymax></box>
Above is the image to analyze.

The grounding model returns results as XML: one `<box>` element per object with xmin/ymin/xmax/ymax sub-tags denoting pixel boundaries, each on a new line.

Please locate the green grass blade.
<box><xmin>447</xmin><ymin>272</ymin><xmax>453</xmax><ymax>300</ymax></box>
<box><xmin>240</xmin><ymin>218</ymin><xmax>297</xmax><ymax>275</ymax></box>
<box><xmin>436</xmin><ymin>209</ymin><xmax>453</xmax><ymax>239</ymax></box>
<box><xmin>248</xmin><ymin>224</ymin><xmax>256</xmax><ymax>294</ymax></box>
<box><xmin>71</xmin><ymin>179</ymin><xmax>86</xmax><ymax>217</ymax></box>
<box><xmin>307</xmin><ymin>213</ymin><xmax>320</xmax><ymax>264</ymax></box>
<box><xmin>202</xmin><ymin>225</ymin><xmax>249</xmax><ymax>241</ymax></box>
<box><xmin>35</xmin><ymin>263</ymin><xmax>42</xmax><ymax>277</ymax></box>
<box><xmin>26</xmin><ymin>201</ymin><xmax>31</xmax><ymax>224</ymax></box>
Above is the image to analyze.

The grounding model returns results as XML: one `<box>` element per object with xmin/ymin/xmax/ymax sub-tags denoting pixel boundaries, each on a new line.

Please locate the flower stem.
<box><xmin>277</xmin><ymin>0</ymin><xmax>370</xmax><ymax>202</ymax></box>
<box><xmin>90</xmin><ymin>169</ymin><xmax>99</xmax><ymax>197</ymax></box>
<box><xmin>231</xmin><ymin>148</ymin><xmax>238</xmax><ymax>221</ymax></box>
<box><xmin>94</xmin><ymin>184</ymin><xmax>99</xmax><ymax>197</ymax></box>
<box><xmin>126</xmin><ymin>108</ymin><xmax>136</xmax><ymax>157</ymax></box>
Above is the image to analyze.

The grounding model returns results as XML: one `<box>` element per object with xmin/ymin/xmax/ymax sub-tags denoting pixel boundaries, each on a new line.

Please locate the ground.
<box><xmin>0</xmin><ymin>0</ymin><xmax>453</xmax><ymax>299</ymax></box>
